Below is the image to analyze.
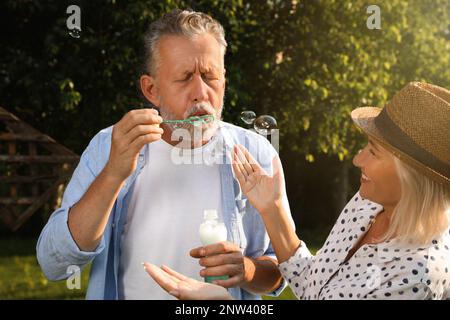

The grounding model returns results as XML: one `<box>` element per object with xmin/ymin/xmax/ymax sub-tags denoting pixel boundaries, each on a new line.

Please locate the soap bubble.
<box><xmin>69</xmin><ymin>27</ymin><xmax>82</xmax><ymax>38</ymax></box>
<box><xmin>254</xmin><ymin>115</ymin><xmax>277</xmax><ymax>135</ymax></box>
<box><xmin>240</xmin><ymin>111</ymin><xmax>256</xmax><ymax>125</ymax></box>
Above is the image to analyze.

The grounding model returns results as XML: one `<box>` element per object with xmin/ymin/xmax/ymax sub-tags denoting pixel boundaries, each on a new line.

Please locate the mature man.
<box><xmin>37</xmin><ymin>9</ymin><xmax>293</xmax><ymax>300</ymax></box>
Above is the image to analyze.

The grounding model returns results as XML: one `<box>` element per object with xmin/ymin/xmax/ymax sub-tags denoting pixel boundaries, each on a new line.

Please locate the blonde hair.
<box><xmin>384</xmin><ymin>157</ymin><xmax>450</xmax><ymax>245</ymax></box>
<box><xmin>142</xmin><ymin>9</ymin><xmax>227</xmax><ymax>76</ymax></box>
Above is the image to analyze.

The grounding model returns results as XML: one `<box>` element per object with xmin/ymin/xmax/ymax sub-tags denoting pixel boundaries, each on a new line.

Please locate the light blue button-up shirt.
<box><xmin>36</xmin><ymin>121</ymin><xmax>292</xmax><ymax>300</ymax></box>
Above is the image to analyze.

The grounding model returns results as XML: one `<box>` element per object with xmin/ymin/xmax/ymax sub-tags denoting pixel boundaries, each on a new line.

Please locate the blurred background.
<box><xmin>0</xmin><ymin>0</ymin><xmax>449</xmax><ymax>299</ymax></box>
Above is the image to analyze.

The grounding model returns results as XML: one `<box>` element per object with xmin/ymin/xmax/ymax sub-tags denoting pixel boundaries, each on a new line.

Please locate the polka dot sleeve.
<box><xmin>278</xmin><ymin>240</ymin><xmax>314</xmax><ymax>299</ymax></box>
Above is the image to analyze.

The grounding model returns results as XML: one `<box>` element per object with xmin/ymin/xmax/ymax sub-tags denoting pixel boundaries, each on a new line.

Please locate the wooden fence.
<box><xmin>0</xmin><ymin>107</ymin><xmax>79</xmax><ymax>231</ymax></box>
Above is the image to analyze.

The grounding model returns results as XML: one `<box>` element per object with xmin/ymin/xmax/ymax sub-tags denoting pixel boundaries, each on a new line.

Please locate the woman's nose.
<box><xmin>352</xmin><ymin>149</ymin><xmax>363</xmax><ymax>168</ymax></box>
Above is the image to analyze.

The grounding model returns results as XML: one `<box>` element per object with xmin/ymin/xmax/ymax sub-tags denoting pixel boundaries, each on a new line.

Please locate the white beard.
<box><xmin>158</xmin><ymin>102</ymin><xmax>223</xmax><ymax>148</ymax></box>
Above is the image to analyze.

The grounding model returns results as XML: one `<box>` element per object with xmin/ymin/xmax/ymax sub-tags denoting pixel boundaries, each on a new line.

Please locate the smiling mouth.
<box><xmin>361</xmin><ymin>173</ymin><xmax>371</xmax><ymax>181</ymax></box>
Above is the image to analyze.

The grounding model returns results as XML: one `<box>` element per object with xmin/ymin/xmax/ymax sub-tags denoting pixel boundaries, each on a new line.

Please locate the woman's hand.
<box><xmin>232</xmin><ymin>145</ymin><xmax>301</xmax><ymax>263</ymax></box>
<box><xmin>232</xmin><ymin>145</ymin><xmax>285</xmax><ymax>214</ymax></box>
<box><xmin>143</xmin><ymin>263</ymin><xmax>233</xmax><ymax>300</ymax></box>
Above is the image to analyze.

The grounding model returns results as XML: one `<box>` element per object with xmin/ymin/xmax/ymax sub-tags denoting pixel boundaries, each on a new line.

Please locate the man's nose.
<box><xmin>190</xmin><ymin>75</ymin><xmax>209</xmax><ymax>103</ymax></box>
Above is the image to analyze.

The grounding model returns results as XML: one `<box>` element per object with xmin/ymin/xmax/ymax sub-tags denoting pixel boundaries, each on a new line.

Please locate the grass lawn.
<box><xmin>0</xmin><ymin>237</ymin><xmax>90</xmax><ymax>299</ymax></box>
<box><xmin>0</xmin><ymin>237</ymin><xmax>320</xmax><ymax>300</ymax></box>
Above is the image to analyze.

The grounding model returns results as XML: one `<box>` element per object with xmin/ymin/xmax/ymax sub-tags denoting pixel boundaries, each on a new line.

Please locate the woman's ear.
<box><xmin>140</xmin><ymin>74</ymin><xmax>160</xmax><ymax>107</ymax></box>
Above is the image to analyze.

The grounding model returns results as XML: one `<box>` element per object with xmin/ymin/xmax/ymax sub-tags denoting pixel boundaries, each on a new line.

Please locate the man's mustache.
<box><xmin>185</xmin><ymin>104</ymin><xmax>216</xmax><ymax>119</ymax></box>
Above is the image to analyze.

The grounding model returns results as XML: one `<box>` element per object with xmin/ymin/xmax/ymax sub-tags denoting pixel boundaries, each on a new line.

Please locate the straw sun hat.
<box><xmin>351</xmin><ymin>82</ymin><xmax>450</xmax><ymax>186</ymax></box>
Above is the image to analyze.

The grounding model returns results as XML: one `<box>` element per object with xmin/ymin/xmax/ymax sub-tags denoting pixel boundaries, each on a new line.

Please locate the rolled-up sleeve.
<box><xmin>262</xmin><ymin>247</ymin><xmax>288</xmax><ymax>297</ymax></box>
<box><xmin>36</xmin><ymin>133</ymin><xmax>107</xmax><ymax>281</ymax></box>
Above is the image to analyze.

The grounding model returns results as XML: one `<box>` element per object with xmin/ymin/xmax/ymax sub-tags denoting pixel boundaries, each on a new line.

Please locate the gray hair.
<box><xmin>142</xmin><ymin>9</ymin><xmax>227</xmax><ymax>77</ymax></box>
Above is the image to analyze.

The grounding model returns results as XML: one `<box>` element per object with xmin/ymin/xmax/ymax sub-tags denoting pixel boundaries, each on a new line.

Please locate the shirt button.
<box><xmin>112</xmin><ymin>223</ymin><xmax>115</xmax><ymax>228</ymax></box>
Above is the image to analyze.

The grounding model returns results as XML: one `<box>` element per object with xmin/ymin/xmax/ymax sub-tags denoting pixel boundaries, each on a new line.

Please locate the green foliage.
<box><xmin>223</xmin><ymin>0</ymin><xmax>450</xmax><ymax>160</ymax></box>
<box><xmin>1</xmin><ymin>0</ymin><xmax>449</xmax><ymax>158</ymax></box>
<box><xmin>1</xmin><ymin>1</ymin><xmax>449</xmax><ymax>283</ymax></box>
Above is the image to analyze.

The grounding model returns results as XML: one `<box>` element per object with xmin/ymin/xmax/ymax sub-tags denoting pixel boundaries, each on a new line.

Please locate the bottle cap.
<box><xmin>204</xmin><ymin>209</ymin><xmax>218</xmax><ymax>220</ymax></box>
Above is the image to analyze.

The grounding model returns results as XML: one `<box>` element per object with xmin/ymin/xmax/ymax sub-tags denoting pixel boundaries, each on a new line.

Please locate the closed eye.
<box><xmin>176</xmin><ymin>74</ymin><xmax>192</xmax><ymax>82</ymax></box>
<box><xmin>202</xmin><ymin>74</ymin><xmax>219</xmax><ymax>81</ymax></box>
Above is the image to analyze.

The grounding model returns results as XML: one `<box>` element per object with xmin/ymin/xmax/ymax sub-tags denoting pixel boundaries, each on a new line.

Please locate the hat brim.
<box><xmin>351</xmin><ymin>107</ymin><xmax>450</xmax><ymax>186</ymax></box>
<box><xmin>351</xmin><ymin>106</ymin><xmax>383</xmax><ymax>140</ymax></box>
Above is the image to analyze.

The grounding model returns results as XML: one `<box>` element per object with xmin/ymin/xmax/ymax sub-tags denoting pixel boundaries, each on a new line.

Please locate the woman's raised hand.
<box><xmin>232</xmin><ymin>145</ymin><xmax>285</xmax><ymax>214</ymax></box>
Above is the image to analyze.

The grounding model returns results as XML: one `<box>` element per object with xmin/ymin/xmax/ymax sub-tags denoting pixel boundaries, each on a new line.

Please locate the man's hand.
<box><xmin>104</xmin><ymin>108</ymin><xmax>163</xmax><ymax>182</ymax></box>
<box><xmin>67</xmin><ymin>109</ymin><xmax>162</xmax><ymax>252</ymax></box>
<box><xmin>190</xmin><ymin>241</ymin><xmax>251</xmax><ymax>288</ymax></box>
<box><xmin>144</xmin><ymin>263</ymin><xmax>232</xmax><ymax>300</ymax></box>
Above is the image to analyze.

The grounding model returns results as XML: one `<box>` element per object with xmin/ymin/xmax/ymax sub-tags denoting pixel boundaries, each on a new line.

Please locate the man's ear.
<box><xmin>140</xmin><ymin>74</ymin><xmax>160</xmax><ymax>107</ymax></box>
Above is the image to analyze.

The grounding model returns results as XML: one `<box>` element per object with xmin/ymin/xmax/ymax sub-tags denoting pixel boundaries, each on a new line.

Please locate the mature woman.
<box><xmin>144</xmin><ymin>82</ymin><xmax>450</xmax><ymax>299</ymax></box>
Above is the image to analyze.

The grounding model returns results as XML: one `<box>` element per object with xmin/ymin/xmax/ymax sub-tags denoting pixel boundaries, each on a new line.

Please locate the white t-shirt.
<box><xmin>118</xmin><ymin>137</ymin><xmax>223</xmax><ymax>299</ymax></box>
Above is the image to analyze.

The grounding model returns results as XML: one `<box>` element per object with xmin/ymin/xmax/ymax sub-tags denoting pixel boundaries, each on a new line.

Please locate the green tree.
<box><xmin>1</xmin><ymin>0</ymin><xmax>449</xmax><ymax>234</ymax></box>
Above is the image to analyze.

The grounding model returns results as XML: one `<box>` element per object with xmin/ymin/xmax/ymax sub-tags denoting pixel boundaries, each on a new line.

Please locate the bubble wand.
<box><xmin>161</xmin><ymin>114</ymin><xmax>215</xmax><ymax>126</ymax></box>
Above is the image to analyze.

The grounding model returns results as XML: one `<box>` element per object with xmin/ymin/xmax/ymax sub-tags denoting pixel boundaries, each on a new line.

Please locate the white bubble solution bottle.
<box><xmin>199</xmin><ymin>209</ymin><xmax>229</xmax><ymax>283</ymax></box>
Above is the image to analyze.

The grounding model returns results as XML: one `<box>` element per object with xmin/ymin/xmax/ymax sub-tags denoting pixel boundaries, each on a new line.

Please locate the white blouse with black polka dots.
<box><xmin>279</xmin><ymin>192</ymin><xmax>450</xmax><ymax>300</ymax></box>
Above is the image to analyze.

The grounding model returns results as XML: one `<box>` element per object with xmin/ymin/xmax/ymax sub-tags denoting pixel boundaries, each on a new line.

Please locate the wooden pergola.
<box><xmin>0</xmin><ymin>107</ymin><xmax>80</xmax><ymax>231</ymax></box>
